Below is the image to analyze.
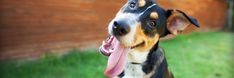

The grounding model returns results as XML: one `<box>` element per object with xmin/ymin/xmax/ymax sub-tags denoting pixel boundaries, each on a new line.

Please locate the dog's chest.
<box><xmin>123</xmin><ymin>63</ymin><xmax>144</xmax><ymax>78</ymax></box>
<box><xmin>122</xmin><ymin>50</ymin><xmax>149</xmax><ymax>78</ymax></box>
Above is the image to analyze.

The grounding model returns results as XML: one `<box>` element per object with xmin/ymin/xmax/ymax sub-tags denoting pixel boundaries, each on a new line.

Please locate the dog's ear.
<box><xmin>166</xmin><ymin>9</ymin><xmax>200</xmax><ymax>35</ymax></box>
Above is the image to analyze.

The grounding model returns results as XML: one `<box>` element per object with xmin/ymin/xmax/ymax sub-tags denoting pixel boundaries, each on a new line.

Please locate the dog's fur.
<box><xmin>108</xmin><ymin>0</ymin><xmax>199</xmax><ymax>78</ymax></box>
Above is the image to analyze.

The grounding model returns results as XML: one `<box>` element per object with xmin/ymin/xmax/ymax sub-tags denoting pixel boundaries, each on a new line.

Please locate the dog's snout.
<box><xmin>112</xmin><ymin>20</ymin><xmax>130</xmax><ymax>36</ymax></box>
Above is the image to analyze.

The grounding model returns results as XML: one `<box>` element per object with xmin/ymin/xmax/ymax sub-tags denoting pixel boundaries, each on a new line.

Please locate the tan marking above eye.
<box><xmin>138</xmin><ymin>0</ymin><xmax>146</xmax><ymax>7</ymax></box>
<box><xmin>150</xmin><ymin>12</ymin><xmax>158</xmax><ymax>19</ymax></box>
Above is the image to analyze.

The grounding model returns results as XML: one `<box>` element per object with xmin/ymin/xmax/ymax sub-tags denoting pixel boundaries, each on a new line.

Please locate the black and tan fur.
<box><xmin>107</xmin><ymin>0</ymin><xmax>200</xmax><ymax>78</ymax></box>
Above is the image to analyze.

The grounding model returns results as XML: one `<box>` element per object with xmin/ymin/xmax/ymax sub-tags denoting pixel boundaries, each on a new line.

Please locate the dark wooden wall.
<box><xmin>0</xmin><ymin>0</ymin><xmax>227</xmax><ymax>60</ymax></box>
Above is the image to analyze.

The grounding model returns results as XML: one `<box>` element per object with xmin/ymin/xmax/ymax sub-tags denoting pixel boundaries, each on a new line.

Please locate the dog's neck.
<box><xmin>128</xmin><ymin>49</ymin><xmax>150</xmax><ymax>64</ymax></box>
<box><xmin>142</xmin><ymin>42</ymin><xmax>165</xmax><ymax>74</ymax></box>
<box><xmin>127</xmin><ymin>42</ymin><xmax>160</xmax><ymax>64</ymax></box>
<box><xmin>128</xmin><ymin>42</ymin><xmax>165</xmax><ymax>71</ymax></box>
<box><xmin>120</xmin><ymin>42</ymin><xmax>166</xmax><ymax>78</ymax></box>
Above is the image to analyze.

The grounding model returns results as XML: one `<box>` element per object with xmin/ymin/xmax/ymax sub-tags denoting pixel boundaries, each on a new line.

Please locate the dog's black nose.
<box><xmin>112</xmin><ymin>20</ymin><xmax>130</xmax><ymax>36</ymax></box>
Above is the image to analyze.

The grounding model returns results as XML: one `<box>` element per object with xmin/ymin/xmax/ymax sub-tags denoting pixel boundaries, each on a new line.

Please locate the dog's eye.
<box><xmin>129</xmin><ymin>2</ymin><xmax>136</xmax><ymax>9</ymax></box>
<box><xmin>148</xmin><ymin>21</ymin><xmax>157</xmax><ymax>27</ymax></box>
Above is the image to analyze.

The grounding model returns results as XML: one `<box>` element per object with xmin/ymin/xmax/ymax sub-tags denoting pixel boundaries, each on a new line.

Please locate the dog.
<box><xmin>99</xmin><ymin>0</ymin><xmax>200</xmax><ymax>78</ymax></box>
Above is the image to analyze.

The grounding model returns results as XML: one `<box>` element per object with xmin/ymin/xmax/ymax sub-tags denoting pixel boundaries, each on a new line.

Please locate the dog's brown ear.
<box><xmin>166</xmin><ymin>9</ymin><xmax>200</xmax><ymax>35</ymax></box>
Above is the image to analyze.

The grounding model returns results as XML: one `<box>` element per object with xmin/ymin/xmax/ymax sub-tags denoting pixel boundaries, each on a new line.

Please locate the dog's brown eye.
<box><xmin>129</xmin><ymin>2</ymin><xmax>136</xmax><ymax>8</ymax></box>
<box><xmin>149</xmin><ymin>21</ymin><xmax>156</xmax><ymax>26</ymax></box>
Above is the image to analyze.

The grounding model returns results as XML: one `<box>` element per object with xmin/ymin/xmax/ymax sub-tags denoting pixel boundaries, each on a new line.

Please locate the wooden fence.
<box><xmin>0</xmin><ymin>0</ymin><xmax>227</xmax><ymax>60</ymax></box>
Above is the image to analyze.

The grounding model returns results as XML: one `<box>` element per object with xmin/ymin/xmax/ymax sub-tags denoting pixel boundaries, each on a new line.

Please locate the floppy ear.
<box><xmin>166</xmin><ymin>9</ymin><xmax>200</xmax><ymax>35</ymax></box>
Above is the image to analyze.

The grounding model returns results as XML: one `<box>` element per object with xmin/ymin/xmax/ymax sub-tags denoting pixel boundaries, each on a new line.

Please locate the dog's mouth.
<box><xmin>99</xmin><ymin>36</ymin><xmax>130</xmax><ymax>78</ymax></box>
<box><xmin>130</xmin><ymin>41</ymin><xmax>145</xmax><ymax>49</ymax></box>
<box><xmin>99</xmin><ymin>35</ymin><xmax>147</xmax><ymax>77</ymax></box>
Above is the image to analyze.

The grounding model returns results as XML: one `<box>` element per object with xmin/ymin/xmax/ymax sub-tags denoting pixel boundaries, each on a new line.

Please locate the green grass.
<box><xmin>0</xmin><ymin>31</ymin><xmax>233</xmax><ymax>78</ymax></box>
<box><xmin>0</xmin><ymin>50</ymin><xmax>108</xmax><ymax>78</ymax></box>
<box><xmin>161</xmin><ymin>32</ymin><xmax>234</xmax><ymax>78</ymax></box>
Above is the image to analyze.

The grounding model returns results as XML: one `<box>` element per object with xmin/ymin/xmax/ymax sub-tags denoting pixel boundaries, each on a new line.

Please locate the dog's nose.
<box><xmin>112</xmin><ymin>20</ymin><xmax>130</xmax><ymax>36</ymax></box>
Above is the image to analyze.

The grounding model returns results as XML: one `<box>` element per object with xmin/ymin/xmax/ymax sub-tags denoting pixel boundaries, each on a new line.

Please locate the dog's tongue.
<box><xmin>99</xmin><ymin>36</ymin><xmax>130</xmax><ymax>78</ymax></box>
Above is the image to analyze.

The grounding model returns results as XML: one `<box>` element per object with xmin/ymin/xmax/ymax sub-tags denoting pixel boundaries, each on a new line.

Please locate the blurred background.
<box><xmin>0</xmin><ymin>0</ymin><xmax>233</xmax><ymax>78</ymax></box>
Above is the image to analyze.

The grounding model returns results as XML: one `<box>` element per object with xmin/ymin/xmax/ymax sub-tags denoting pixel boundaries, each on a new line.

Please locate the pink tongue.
<box><xmin>99</xmin><ymin>36</ymin><xmax>130</xmax><ymax>78</ymax></box>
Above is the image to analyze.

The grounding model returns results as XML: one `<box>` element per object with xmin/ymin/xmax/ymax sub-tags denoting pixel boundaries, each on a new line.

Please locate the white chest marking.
<box><xmin>123</xmin><ymin>63</ymin><xmax>145</xmax><ymax>78</ymax></box>
<box><xmin>122</xmin><ymin>50</ymin><xmax>149</xmax><ymax>78</ymax></box>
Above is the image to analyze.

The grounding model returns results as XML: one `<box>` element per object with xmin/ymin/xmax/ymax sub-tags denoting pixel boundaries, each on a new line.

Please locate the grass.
<box><xmin>161</xmin><ymin>32</ymin><xmax>233</xmax><ymax>78</ymax></box>
<box><xmin>0</xmin><ymin>31</ymin><xmax>233</xmax><ymax>78</ymax></box>
<box><xmin>0</xmin><ymin>50</ymin><xmax>107</xmax><ymax>78</ymax></box>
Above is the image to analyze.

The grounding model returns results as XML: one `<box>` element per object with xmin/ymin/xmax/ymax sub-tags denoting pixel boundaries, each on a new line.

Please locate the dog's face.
<box><xmin>108</xmin><ymin>0</ymin><xmax>199</xmax><ymax>51</ymax></box>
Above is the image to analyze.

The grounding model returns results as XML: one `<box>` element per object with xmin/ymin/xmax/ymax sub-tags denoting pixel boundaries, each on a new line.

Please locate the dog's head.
<box><xmin>100</xmin><ymin>0</ymin><xmax>200</xmax><ymax>77</ymax></box>
<box><xmin>108</xmin><ymin>0</ymin><xmax>199</xmax><ymax>51</ymax></box>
